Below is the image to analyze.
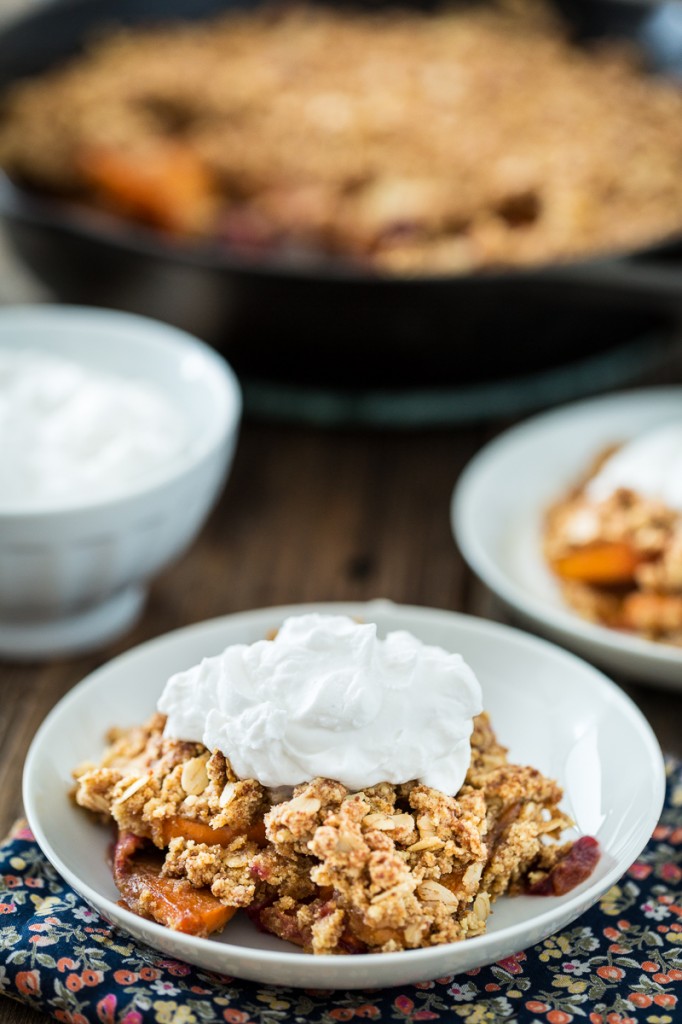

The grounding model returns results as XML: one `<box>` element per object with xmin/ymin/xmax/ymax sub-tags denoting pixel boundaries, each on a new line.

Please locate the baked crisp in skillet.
<box><xmin>4</xmin><ymin>2</ymin><xmax>682</xmax><ymax>273</ymax></box>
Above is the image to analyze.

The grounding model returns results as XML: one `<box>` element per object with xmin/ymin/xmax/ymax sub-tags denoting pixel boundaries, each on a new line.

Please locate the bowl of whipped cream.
<box><xmin>0</xmin><ymin>305</ymin><xmax>241</xmax><ymax>658</ymax></box>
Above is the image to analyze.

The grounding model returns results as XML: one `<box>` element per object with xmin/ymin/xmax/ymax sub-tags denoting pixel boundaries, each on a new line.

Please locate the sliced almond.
<box><xmin>472</xmin><ymin>891</ymin><xmax>491</xmax><ymax>922</ymax></box>
<box><xmin>417</xmin><ymin>814</ymin><xmax>436</xmax><ymax>836</ymax></box>
<box><xmin>363</xmin><ymin>812</ymin><xmax>414</xmax><ymax>832</ymax></box>
<box><xmin>417</xmin><ymin>880</ymin><xmax>458</xmax><ymax>908</ymax></box>
<box><xmin>181</xmin><ymin>755</ymin><xmax>209</xmax><ymax>796</ymax></box>
<box><xmin>115</xmin><ymin>775</ymin><xmax>149</xmax><ymax>804</ymax></box>
<box><xmin>408</xmin><ymin>836</ymin><xmax>444</xmax><ymax>852</ymax></box>
<box><xmin>370</xmin><ymin>882</ymin><xmax>412</xmax><ymax>904</ymax></box>
<box><xmin>463</xmin><ymin>862</ymin><xmax>483</xmax><ymax>889</ymax></box>
<box><xmin>219</xmin><ymin>782</ymin><xmax>238</xmax><ymax>808</ymax></box>
<box><xmin>363</xmin><ymin>813</ymin><xmax>397</xmax><ymax>831</ymax></box>
<box><xmin>79</xmin><ymin>791</ymin><xmax>111</xmax><ymax>814</ymax></box>
<box><xmin>286</xmin><ymin>795</ymin><xmax>321</xmax><ymax>815</ymax></box>
<box><xmin>404</xmin><ymin>922</ymin><xmax>425</xmax><ymax>945</ymax></box>
<box><xmin>392</xmin><ymin>813</ymin><xmax>415</xmax><ymax>831</ymax></box>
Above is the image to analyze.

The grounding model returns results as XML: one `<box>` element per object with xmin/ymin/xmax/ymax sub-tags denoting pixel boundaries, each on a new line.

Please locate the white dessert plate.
<box><xmin>452</xmin><ymin>388</ymin><xmax>682</xmax><ymax>689</ymax></box>
<box><xmin>23</xmin><ymin>600</ymin><xmax>664</xmax><ymax>989</ymax></box>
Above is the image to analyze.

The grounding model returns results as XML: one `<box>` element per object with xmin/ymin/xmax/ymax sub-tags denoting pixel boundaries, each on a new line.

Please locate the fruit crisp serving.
<box><xmin>72</xmin><ymin>640</ymin><xmax>598</xmax><ymax>956</ymax></box>
<box><xmin>545</xmin><ymin>427</ymin><xmax>682</xmax><ymax>646</ymax></box>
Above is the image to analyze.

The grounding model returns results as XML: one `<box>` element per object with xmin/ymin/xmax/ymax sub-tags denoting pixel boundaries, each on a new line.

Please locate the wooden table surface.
<box><xmin>2</xmin><ymin>378</ymin><xmax>682</xmax><ymax>1022</ymax></box>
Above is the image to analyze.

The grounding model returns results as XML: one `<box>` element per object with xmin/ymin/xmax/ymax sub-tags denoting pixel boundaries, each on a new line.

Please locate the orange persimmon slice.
<box><xmin>115</xmin><ymin>851</ymin><xmax>236</xmax><ymax>936</ymax></box>
<box><xmin>78</xmin><ymin>143</ymin><xmax>216</xmax><ymax>234</ymax></box>
<box><xmin>160</xmin><ymin>817</ymin><xmax>267</xmax><ymax>849</ymax></box>
<box><xmin>551</xmin><ymin>542</ymin><xmax>640</xmax><ymax>584</ymax></box>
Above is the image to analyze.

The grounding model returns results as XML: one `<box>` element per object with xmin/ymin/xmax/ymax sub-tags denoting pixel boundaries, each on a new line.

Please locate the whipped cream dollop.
<box><xmin>158</xmin><ymin>613</ymin><xmax>483</xmax><ymax>794</ymax></box>
<box><xmin>585</xmin><ymin>423</ymin><xmax>682</xmax><ymax>512</ymax></box>
<box><xmin>0</xmin><ymin>349</ymin><xmax>189</xmax><ymax>509</ymax></box>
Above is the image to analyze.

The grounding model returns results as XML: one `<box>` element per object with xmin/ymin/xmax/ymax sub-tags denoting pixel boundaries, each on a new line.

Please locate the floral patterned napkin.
<box><xmin>1</xmin><ymin>760</ymin><xmax>681</xmax><ymax>1024</ymax></box>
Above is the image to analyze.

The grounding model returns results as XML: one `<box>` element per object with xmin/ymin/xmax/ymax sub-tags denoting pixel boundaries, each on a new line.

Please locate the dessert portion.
<box><xmin>545</xmin><ymin>424</ymin><xmax>682</xmax><ymax>645</ymax></box>
<box><xmin>72</xmin><ymin>614</ymin><xmax>598</xmax><ymax>954</ymax></box>
<box><xmin>4</xmin><ymin>3</ymin><xmax>682</xmax><ymax>274</ymax></box>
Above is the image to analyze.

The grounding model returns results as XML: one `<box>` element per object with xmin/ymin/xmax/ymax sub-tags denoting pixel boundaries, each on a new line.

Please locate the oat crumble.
<box><xmin>73</xmin><ymin>710</ymin><xmax>591</xmax><ymax>953</ymax></box>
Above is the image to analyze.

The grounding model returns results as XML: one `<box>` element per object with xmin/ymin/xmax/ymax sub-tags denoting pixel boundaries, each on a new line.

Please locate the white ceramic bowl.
<box><xmin>0</xmin><ymin>305</ymin><xmax>242</xmax><ymax>658</ymax></box>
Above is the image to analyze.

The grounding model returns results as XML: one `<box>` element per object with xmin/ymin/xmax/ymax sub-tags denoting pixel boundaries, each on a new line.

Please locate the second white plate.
<box><xmin>24</xmin><ymin>600</ymin><xmax>664</xmax><ymax>988</ymax></box>
<box><xmin>452</xmin><ymin>387</ymin><xmax>682</xmax><ymax>688</ymax></box>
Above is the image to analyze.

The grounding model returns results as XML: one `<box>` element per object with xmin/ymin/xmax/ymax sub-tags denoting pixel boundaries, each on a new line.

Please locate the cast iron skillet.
<box><xmin>2</xmin><ymin>0</ymin><xmax>682</xmax><ymax>388</ymax></box>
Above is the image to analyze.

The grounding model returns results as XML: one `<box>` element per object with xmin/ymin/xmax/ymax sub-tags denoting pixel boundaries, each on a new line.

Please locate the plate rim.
<box><xmin>22</xmin><ymin>599</ymin><xmax>666</xmax><ymax>979</ymax></box>
<box><xmin>452</xmin><ymin>387</ymin><xmax>682</xmax><ymax>673</ymax></box>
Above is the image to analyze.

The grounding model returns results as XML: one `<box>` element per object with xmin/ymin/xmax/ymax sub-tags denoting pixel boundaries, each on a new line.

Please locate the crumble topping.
<box><xmin>163</xmin><ymin>836</ymin><xmax>259</xmax><ymax>907</ymax></box>
<box><xmin>73</xmin><ymin>710</ymin><xmax>580</xmax><ymax>953</ymax></box>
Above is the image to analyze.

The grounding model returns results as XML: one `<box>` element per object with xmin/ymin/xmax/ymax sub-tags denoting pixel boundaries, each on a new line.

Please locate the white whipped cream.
<box><xmin>158</xmin><ymin>613</ymin><xmax>483</xmax><ymax>794</ymax></box>
<box><xmin>586</xmin><ymin>423</ymin><xmax>682</xmax><ymax>512</ymax></box>
<box><xmin>0</xmin><ymin>349</ymin><xmax>189</xmax><ymax>509</ymax></box>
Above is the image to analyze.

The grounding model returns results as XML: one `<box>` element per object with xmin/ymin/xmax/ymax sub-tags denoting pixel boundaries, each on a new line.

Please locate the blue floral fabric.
<box><xmin>1</xmin><ymin>760</ymin><xmax>682</xmax><ymax>1024</ymax></box>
